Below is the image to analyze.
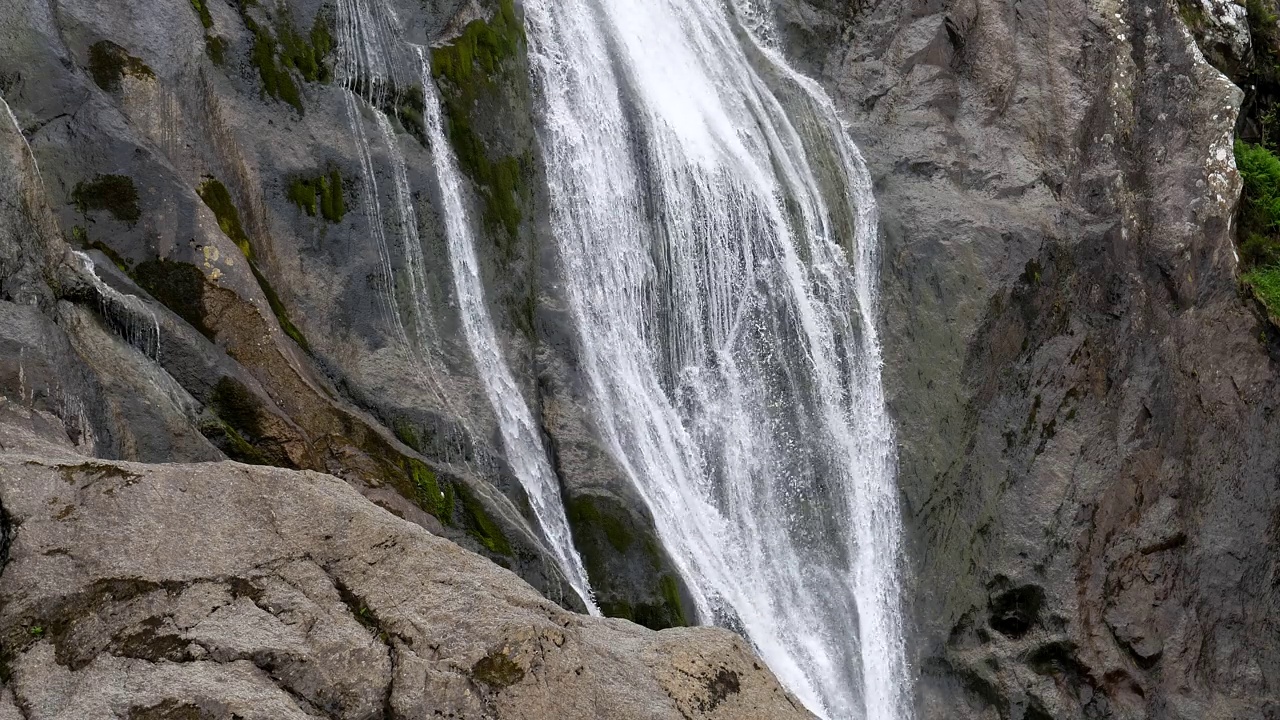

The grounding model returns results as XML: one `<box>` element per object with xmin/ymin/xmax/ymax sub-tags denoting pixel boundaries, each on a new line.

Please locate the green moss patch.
<box><xmin>567</xmin><ymin>495</ymin><xmax>633</xmax><ymax>553</ymax></box>
<box><xmin>471</xmin><ymin>650</ymin><xmax>524</xmax><ymax>689</ymax></box>
<box><xmin>197</xmin><ymin>178</ymin><xmax>252</xmax><ymax>256</ymax></box>
<box><xmin>565</xmin><ymin>493</ymin><xmax>688</xmax><ymax>630</ymax></box>
<box><xmin>72</xmin><ymin>174</ymin><xmax>141</xmax><ymax>225</ymax></box>
<box><xmin>430</xmin><ymin>0</ymin><xmax>529</xmax><ymax>243</ymax></box>
<box><xmin>89</xmin><ymin>241</ymin><xmax>130</xmax><ymax>275</ymax></box>
<box><xmin>456</xmin><ymin>482</ymin><xmax>513</xmax><ymax>556</ymax></box>
<box><xmin>286</xmin><ymin>169</ymin><xmax>346</xmax><ymax>222</ymax></box>
<box><xmin>597</xmin><ymin>574</ymin><xmax>688</xmax><ymax>631</ymax></box>
<box><xmin>87</xmin><ymin>41</ymin><xmax>154</xmax><ymax>93</ymax></box>
<box><xmin>238</xmin><ymin>3</ymin><xmax>334</xmax><ymax>113</ymax></box>
<box><xmin>207</xmin><ymin>35</ymin><xmax>229</xmax><ymax>66</ymax></box>
<box><xmin>190</xmin><ymin>0</ymin><xmax>214</xmax><ymax>28</ymax></box>
<box><xmin>198</xmin><ymin>177</ymin><xmax>310</xmax><ymax>351</ymax></box>
<box><xmin>1244</xmin><ymin>265</ymin><xmax>1280</xmax><ymax>323</ymax></box>
<box><xmin>405</xmin><ymin>458</ymin><xmax>455</xmax><ymax>519</ymax></box>
<box><xmin>1233</xmin><ymin>141</ymin><xmax>1280</xmax><ymax>321</ymax></box>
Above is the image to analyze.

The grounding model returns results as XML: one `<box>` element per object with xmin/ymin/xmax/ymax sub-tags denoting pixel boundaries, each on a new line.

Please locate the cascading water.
<box><xmin>523</xmin><ymin>1</ymin><xmax>911</xmax><ymax>718</ymax></box>
<box><xmin>416</xmin><ymin>46</ymin><xmax>597</xmax><ymax>614</ymax></box>
<box><xmin>333</xmin><ymin>0</ymin><xmax>597</xmax><ymax>612</ymax></box>
<box><xmin>72</xmin><ymin>250</ymin><xmax>161</xmax><ymax>360</ymax></box>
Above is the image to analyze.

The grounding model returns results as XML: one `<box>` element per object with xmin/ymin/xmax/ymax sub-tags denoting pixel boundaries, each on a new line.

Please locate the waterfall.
<box><xmin>334</xmin><ymin>0</ymin><xmax>598</xmax><ymax>612</ymax></box>
<box><xmin>1</xmin><ymin>94</ymin><xmax>44</xmax><ymax>193</ymax></box>
<box><xmin>72</xmin><ymin>250</ymin><xmax>161</xmax><ymax>360</ymax></box>
<box><xmin>416</xmin><ymin>46</ymin><xmax>598</xmax><ymax>614</ymax></box>
<box><xmin>522</xmin><ymin>0</ymin><xmax>911</xmax><ymax>718</ymax></box>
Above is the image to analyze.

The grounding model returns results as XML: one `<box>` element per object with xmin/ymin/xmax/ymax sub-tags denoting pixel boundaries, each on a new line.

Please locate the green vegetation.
<box><xmin>286</xmin><ymin>170</ymin><xmax>346</xmax><ymax>222</ymax></box>
<box><xmin>565</xmin><ymin>494</ymin><xmax>688</xmax><ymax>630</ymax></box>
<box><xmin>197</xmin><ymin>177</ymin><xmax>310</xmax><ymax>350</ymax></box>
<box><xmin>72</xmin><ymin>174</ymin><xmax>141</xmax><ymax>225</ymax></box>
<box><xmin>1233</xmin><ymin>141</ymin><xmax>1280</xmax><ymax>320</ymax></box>
<box><xmin>88</xmin><ymin>240</ymin><xmax>130</xmax><ymax>274</ymax></box>
<box><xmin>431</xmin><ymin>0</ymin><xmax>528</xmax><ymax>243</ymax></box>
<box><xmin>405</xmin><ymin>458</ymin><xmax>454</xmax><ymax>519</ymax></box>
<box><xmin>239</xmin><ymin>3</ymin><xmax>335</xmax><ymax>113</ymax></box>
<box><xmin>206</xmin><ymin>35</ymin><xmax>229</xmax><ymax>66</ymax></box>
<box><xmin>190</xmin><ymin>0</ymin><xmax>213</xmax><ymax>28</ymax></box>
<box><xmin>596</xmin><ymin>574</ymin><xmax>688</xmax><ymax>630</ymax></box>
<box><xmin>456</xmin><ymin>483</ymin><xmax>513</xmax><ymax>556</ymax></box>
<box><xmin>1244</xmin><ymin>266</ymin><xmax>1280</xmax><ymax>322</ymax></box>
<box><xmin>567</xmin><ymin>495</ymin><xmax>633</xmax><ymax>553</ymax></box>
<box><xmin>134</xmin><ymin>259</ymin><xmax>214</xmax><ymax>339</ymax></box>
<box><xmin>393</xmin><ymin>419</ymin><xmax>422</xmax><ymax>452</ymax></box>
<box><xmin>198</xmin><ymin>178</ymin><xmax>252</xmax><ymax>256</ymax></box>
<box><xmin>471</xmin><ymin>650</ymin><xmax>524</xmax><ymax>688</ymax></box>
<box><xmin>87</xmin><ymin>41</ymin><xmax>154</xmax><ymax>92</ymax></box>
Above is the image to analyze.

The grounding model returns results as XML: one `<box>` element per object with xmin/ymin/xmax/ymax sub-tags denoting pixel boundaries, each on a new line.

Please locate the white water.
<box><xmin>523</xmin><ymin>0</ymin><xmax>911</xmax><ymax>718</ymax></box>
<box><xmin>416</xmin><ymin>46</ymin><xmax>598</xmax><ymax>614</ymax></box>
<box><xmin>0</xmin><ymin>93</ymin><xmax>44</xmax><ymax>193</ymax></box>
<box><xmin>72</xmin><ymin>250</ymin><xmax>161</xmax><ymax>359</ymax></box>
<box><xmin>333</xmin><ymin>0</ymin><xmax>598</xmax><ymax>612</ymax></box>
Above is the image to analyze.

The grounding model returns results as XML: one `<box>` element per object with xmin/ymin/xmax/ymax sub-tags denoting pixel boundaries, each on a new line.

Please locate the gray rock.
<box><xmin>779</xmin><ymin>0</ymin><xmax>1280</xmax><ymax>715</ymax></box>
<box><xmin>0</xmin><ymin>452</ymin><xmax>814</xmax><ymax>720</ymax></box>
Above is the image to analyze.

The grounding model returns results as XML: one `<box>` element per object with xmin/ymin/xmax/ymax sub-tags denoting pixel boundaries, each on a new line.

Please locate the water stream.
<box><xmin>334</xmin><ymin>0</ymin><xmax>597</xmax><ymax>613</ymax></box>
<box><xmin>522</xmin><ymin>0</ymin><xmax>911</xmax><ymax>717</ymax></box>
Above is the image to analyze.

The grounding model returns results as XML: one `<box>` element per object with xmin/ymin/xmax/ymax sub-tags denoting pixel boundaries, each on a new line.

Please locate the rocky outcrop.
<box><xmin>780</xmin><ymin>0</ymin><xmax>1280</xmax><ymax>716</ymax></box>
<box><xmin>0</xmin><ymin>420</ymin><xmax>812</xmax><ymax>720</ymax></box>
<box><xmin>0</xmin><ymin>0</ymin><xmax>686</xmax><ymax>625</ymax></box>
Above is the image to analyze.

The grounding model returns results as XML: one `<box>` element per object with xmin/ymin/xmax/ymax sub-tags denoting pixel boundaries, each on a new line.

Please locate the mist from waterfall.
<box><xmin>522</xmin><ymin>0</ymin><xmax>912</xmax><ymax>718</ymax></box>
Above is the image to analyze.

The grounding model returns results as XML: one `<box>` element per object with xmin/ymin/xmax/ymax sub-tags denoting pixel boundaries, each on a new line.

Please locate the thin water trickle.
<box><xmin>523</xmin><ymin>0</ymin><xmax>911</xmax><ymax>718</ymax></box>
<box><xmin>416</xmin><ymin>46</ymin><xmax>598</xmax><ymax>614</ymax></box>
<box><xmin>72</xmin><ymin>250</ymin><xmax>161</xmax><ymax>360</ymax></box>
<box><xmin>333</xmin><ymin>0</ymin><xmax>598</xmax><ymax>613</ymax></box>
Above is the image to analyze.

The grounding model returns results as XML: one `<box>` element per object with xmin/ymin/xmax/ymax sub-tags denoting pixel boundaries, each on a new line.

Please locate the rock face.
<box><xmin>4</xmin><ymin>0</ymin><xmax>1280</xmax><ymax>715</ymax></box>
<box><xmin>0</xmin><ymin>0</ymin><xmax>687</xmax><ymax>625</ymax></box>
<box><xmin>778</xmin><ymin>0</ymin><xmax>1280</xmax><ymax>716</ymax></box>
<box><xmin>0</xmin><ymin>427</ymin><xmax>813</xmax><ymax>720</ymax></box>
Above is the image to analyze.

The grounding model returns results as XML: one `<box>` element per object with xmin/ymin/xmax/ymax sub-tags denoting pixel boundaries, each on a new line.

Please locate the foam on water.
<box><xmin>523</xmin><ymin>0</ymin><xmax>912</xmax><ymax>717</ymax></box>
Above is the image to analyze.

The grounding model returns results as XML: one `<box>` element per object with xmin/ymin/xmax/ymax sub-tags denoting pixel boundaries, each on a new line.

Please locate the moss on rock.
<box><xmin>197</xmin><ymin>178</ymin><xmax>252</xmax><ymax>257</ymax></box>
<box><xmin>405</xmin><ymin>458</ymin><xmax>455</xmax><ymax>520</ymax></box>
<box><xmin>456</xmin><ymin>482</ymin><xmax>513</xmax><ymax>557</ymax></box>
<box><xmin>238</xmin><ymin>2</ymin><xmax>334</xmax><ymax>113</ymax></box>
<box><xmin>134</xmin><ymin>259</ymin><xmax>214</xmax><ymax>339</ymax></box>
<box><xmin>286</xmin><ymin>169</ymin><xmax>346</xmax><ymax>222</ymax></box>
<box><xmin>189</xmin><ymin>0</ymin><xmax>213</xmax><ymax>29</ymax></box>
<box><xmin>430</xmin><ymin>0</ymin><xmax>529</xmax><ymax>244</ymax></box>
<box><xmin>87</xmin><ymin>41</ymin><xmax>154</xmax><ymax>93</ymax></box>
<box><xmin>471</xmin><ymin>650</ymin><xmax>524</xmax><ymax>688</ymax></box>
<box><xmin>72</xmin><ymin>174</ymin><xmax>141</xmax><ymax>225</ymax></box>
<box><xmin>198</xmin><ymin>177</ymin><xmax>310</xmax><ymax>351</ymax></box>
<box><xmin>565</xmin><ymin>493</ymin><xmax>689</xmax><ymax>630</ymax></box>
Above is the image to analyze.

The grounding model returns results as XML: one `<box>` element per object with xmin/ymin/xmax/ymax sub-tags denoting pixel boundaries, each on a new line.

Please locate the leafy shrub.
<box><xmin>1234</xmin><ymin>141</ymin><xmax>1280</xmax><ymax>317</ymax></box>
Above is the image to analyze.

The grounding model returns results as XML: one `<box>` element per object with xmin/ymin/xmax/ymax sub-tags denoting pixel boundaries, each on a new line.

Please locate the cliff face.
<box><xmin>779</xmin><ymin>0</ymin><xmax>1280</xmax><ymax>716</ymax></box>
<box><xmin>0</xmin><ymin>421</ymin><xmax>813</xmax><ymax>719</ymax></box>
<box><xmin>3</xmin><ymin>0</ymin><xmax>1278</xmax><ymax>715</ymax></box>
<box><xmin>0</xmin><ymin>0</ymin><xmax>686</xmax><ymax>626</ymax></box>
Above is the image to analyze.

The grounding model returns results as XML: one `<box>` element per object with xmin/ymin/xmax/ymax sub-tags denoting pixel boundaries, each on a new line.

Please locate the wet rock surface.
<box><xmin>780</xmin><ymin>0</ymin><xmax>1280</xmax><ymax>715</ymax></box>
<box><xmin>0</xmin><ymin>432</ymin><xmax>813</xmax><ymax>720</ymax></box>
<box><xmin>0</xmin><ymin>0</ymin><xmax>685</xmax><ymax>624</ymax></box>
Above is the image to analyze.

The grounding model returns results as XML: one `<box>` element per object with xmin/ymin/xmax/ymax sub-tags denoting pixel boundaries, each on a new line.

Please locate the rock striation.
<box><xmin>779</xmin><ymin>0</ymin><xmax>1280</xmax><ymax>716</ymax></box>
<box><xmin>0</xmin><ymin>420</ymin><xmax>813</xmax><ymax>720</ymax></box>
